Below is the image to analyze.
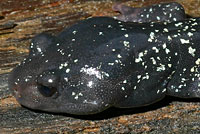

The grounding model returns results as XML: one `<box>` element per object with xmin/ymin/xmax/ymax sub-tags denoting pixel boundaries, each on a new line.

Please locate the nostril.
<box><xmin>12</xmin><ymin>87</ymin><xmax>18</xmax><ymax>94</ymax></box>
<box><xmin>13</xmin><ymin>88</ymin><xmax>18</xmax><ymax>91</ymax></box>
<box><xmin>12</xmin><ymin>87</ymin><xmax>21</xmax><ymax>98</ymax></box>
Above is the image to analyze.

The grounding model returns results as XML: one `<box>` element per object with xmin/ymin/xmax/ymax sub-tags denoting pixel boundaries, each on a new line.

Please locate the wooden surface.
<box><xmin>0</xmin><ymin>0</ymin><xmax>200</xmax><ymax>133</ymax></box>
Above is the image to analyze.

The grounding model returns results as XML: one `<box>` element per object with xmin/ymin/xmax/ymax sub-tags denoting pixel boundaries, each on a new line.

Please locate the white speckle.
<box><xmin>37</xmin><ymin>47</ymin><xmax>42</xmax><ymax>52</ymax></box>
<box><xmin>195</xmin><ymin>58</ymin><xmax>200</xmax><ymax>65</ymax></box>
<box><xmin>64</xmin><ymin>77</ymin><xmax>68</xmax><ymax>82</ymax></box>
<box><xmin>66</xmin><ymin>69</ymin><xmax>70</xmax><ymax>73</ymax></box>
<box><xmin>150</xmin><ymin>32</ymin><xmax>155</xmax><ymax>39</ymax></box>
<box><xmin>79</xmin><ymin>93</ymin><xmax>83</xmax><ymax>96</ymax></box>
<box><xmin>74</xmin><ymin>96</ymin><xmax>78</xmax><ymax>100</ymax></box>
<box><xmin>80</xmin><ymin>66</ymin><xmax>109</xmax><ymax>79</ymax></box>
<box><xmin>64</xmin><ymin>62</ymin><xmax>68</xmax><ymax>67</ymax></box>
<box><xmin>163</xmin><ymin>28</ymin><xmax>169</xmax><ymax>32</ymax></box>
<box><xmin>137</xmin><ymin>75</ymin><xmax>141</xmax><ymax>79</ymax></box>
<box><xmin>108</xmin><ymin>63</ymin><xmax>114</xmax><ymax>66</ymax></box>
<box><xmin>188</xmin><ymin>46</ymin><xmax>196</xmax><ymax>57</ymax></box>
<box><xmin>162</xmin><ymin>43</ymin><xmax>166</xmax><ymax>49</ymax></box>
<box><xmin>157</xmin><ymin>64</ymin><xmax>166</xmax><ymax>72</ymax></box>
<box><xmin>117</xmin><ymin>54</ymin><xmax>122</xmax><ymax>58</ymax></box>
<box><xmin>123</xmin><ymin>41</ymin><xmax>130</xmax><ymax>47</ymax></box>
<box><xmin>187</xmin><ymin>32</ymin><xmax>193</xmax><ymax>37</ymax></box>
<box><xmin>190</xmin><ymin>67</ymin><xmax>195</xmax><ymax>72</ymax></box>
<box><xmin>150</xmin><ymin>57</ymin><xmax>156</xmax><ymax>65</ymax></box>
<box><xmin>152</xmin><ymin>47</ymin><xmax>159</xmax><ymax>53</ymax></box>
<box><xmin>168</xmin><ymin>36</ymin><xmax>172</xmax><ymax>41</ymax></box>
<box><xmin>83</xmin><ymin>100</ymin><xmax>98</xmax><ymax>105</ymax></box>
<box><xmin>142</xmin><ymin>73</ymin><xmax>149</xmax><ymax>80</ymax></box>
<box><xmin>30</xmin><ymin>43</ymin><xmax>34</xmax><ymax>48</ymax></box>
<box><xmin>102</xmin><ymin>72</ymin><xmax>110</xmax><ymax>77</ymax></box>
<box><xmin>148</xmin><ymin>38</ymin><xmax>153</xmax><ymax>42</ymax></box>
<box><xmin>168</xmin><ymin>64</ymin><xmax>172</xmax><ymax>68</ymax></box>
<box><xmin>157</xmin><ymin>57</ymin><xmax>161</xmax><ymax>60</ymax></box>
<box><xmin>191</xmin><ymin>28</ymin><xmax>196</xmax><ymax>31</ymax></box>
<box><xmin>108</xmin><ymin>25</ymin><xmax>112</xmax><ymax>28</ymax></box>
<box><xmin>124</xmin><ymin>34</ymin><xmax>129</xmax><ymax>38</ymax></box>
<box><xmin>180</xmin><ymin>39</ymin><xmax>190</xmax><ymax>44</ymax></box>
<box><xmin>99</xmin><ymin>32</ymin><xmax>103</xmax><ymax>35</ymax></box>
<box><xmin>57</xmin><ymin>49</ymin><xmax>65</xmax><ymax>55</ymax></box>
<box><xmin>72</xmin><ymin>92</ymin><xmax>75</xmax><ymax>96</ymax></box>
<box><xmin>59</xmin><ymin>62</ymin><xmax>68</xmax><ymax>69</ymax></box>
<box><xmin>173</xmin><ymin>18</ymin><xmax>177</xmax><ymax>21</ymax></box>
<box><xmin>121</xmin><ymin>28</ymin><xmax>127</xmax><ymax>31</ymax></box>
<box><xmin>74</xmin><ymin>59</ymin><xmax>78</xmax><ymax>63</ymax></box>
<box><xmin>175</xmin><ymin>22</ymin><xmax>183</xmax><ymax>27</ymax></box>
<box><xmin>192</xmin><ymin>22</ymin><xmax>198</xmax><ymax>26</ymax></box>
<box><xmin>123</xmin><ymin>80</ymin><xmax>127</xmax><ymax>83</ymax></box>
<box><xmin>162</xmin><ymin>88</ymin><xmax>167</xmax><ymax>93</ymax></box>
<box><xmin>165</xmin><ymin>48</ymin><xmax>170</xmax><ymax>54</ymax></box>
<box><xmin>87</xmin><ymin>81</ymin><xmax>94</xmax><ymax>88</ymax></box>
<box><xmin>135</xmin><ymin>52</ymin><xmax>144</xmax><ymax>63</ymax></box>
<box><xmin>72</xmin><ymin>30</ymin><xmax>77</xmax><ymax>34</ymax></box>
<box><xmin>115</xmin><ymin>59</ymin><xmax>119</xmax><ymax>63</ymax></box>
<box><xmin>178</xmin><ymin>85</ymin><xmax>184</xmax><ymax>88</ymax></box>
<box><xmin>148</xmin><ymin>32</ymin><xmax>156</xmax><ymax>42</ymax></box>
<box><xmin>48</xmin><ymin>79</ymin><xmax>53</xmax><ymax>83</ymax></box>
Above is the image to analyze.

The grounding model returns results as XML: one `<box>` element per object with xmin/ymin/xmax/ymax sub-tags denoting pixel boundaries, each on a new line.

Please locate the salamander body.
<box><xmin>9</xmin><ymin>3</ymin><xmax>200</xmax><ymax>115</ymax></box>
<box><xmin>113</xmin><ymin>2</ymin><xmax>186</xmax><ymax>22</ymax></box>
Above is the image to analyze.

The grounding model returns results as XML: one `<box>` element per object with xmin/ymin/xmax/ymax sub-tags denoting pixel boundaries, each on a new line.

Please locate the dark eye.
<box><xmin>38</xmin><ymin>85</ymin><xmax>57</xmax><ymax>97</ymax></box>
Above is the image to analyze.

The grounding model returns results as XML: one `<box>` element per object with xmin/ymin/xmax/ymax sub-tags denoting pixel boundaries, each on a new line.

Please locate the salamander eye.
<box><xmin>38</xmin><ymin>85</ymin><xmax>57</xmax><ymax>97</ymax></box>
<box><xmin>37</xmin><ymin>70</ymin><xmax>60</xmax><ymax>97</ymax></box>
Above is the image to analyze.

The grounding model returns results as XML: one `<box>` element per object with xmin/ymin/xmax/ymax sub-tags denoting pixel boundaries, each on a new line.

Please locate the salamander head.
<box><xmin>9</xmin><ymin>33</ymin><xmax>114</xmax><ymax>115</ymax></box>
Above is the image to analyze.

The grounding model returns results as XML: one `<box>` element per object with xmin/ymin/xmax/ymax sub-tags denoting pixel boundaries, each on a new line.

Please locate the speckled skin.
<box><xmin>113</xmin><ymin>2</ymin><xmax>186</xmax><ymax>22</ymax></box>
<box><xmin>9</xmin><ymin>4</ymin><xmax>200</xmax><ymax>115</ymax></box>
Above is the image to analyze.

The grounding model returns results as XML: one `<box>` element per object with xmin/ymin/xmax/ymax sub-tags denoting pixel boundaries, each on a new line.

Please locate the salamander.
<box><xmin>112</xmin><ymin>2</ymin><xmax>186</xmax><ymax>22</ymax></box>
<box><xmin>9</xmin><ymin>2</ymin><xmax>200</xmax><ymax>115</ymax></box>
